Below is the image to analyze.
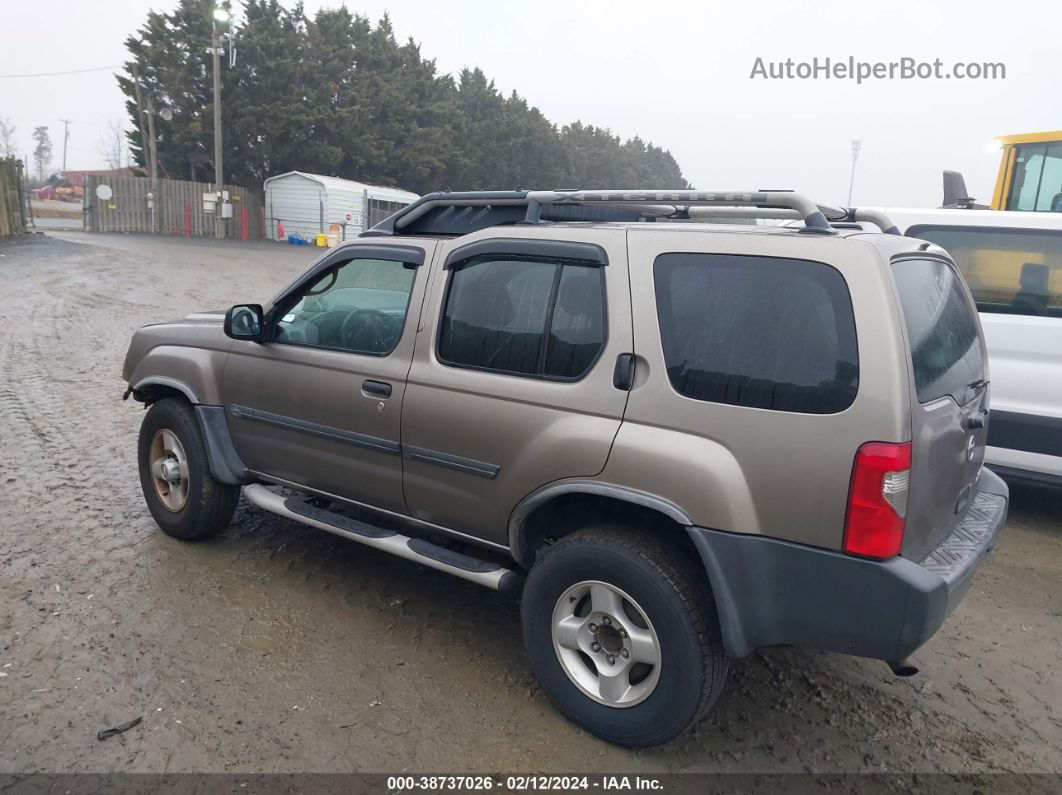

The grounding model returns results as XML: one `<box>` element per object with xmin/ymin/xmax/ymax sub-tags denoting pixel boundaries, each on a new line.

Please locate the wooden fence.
<box><xmin>0</xmin><ymin>158</ymin><xmax>27</xmax><ymax>238</ymax></box>
<box><xmin>83</xmin><ymin>175</ymin><xmax>264</xmax><ymax>239</ymax></box>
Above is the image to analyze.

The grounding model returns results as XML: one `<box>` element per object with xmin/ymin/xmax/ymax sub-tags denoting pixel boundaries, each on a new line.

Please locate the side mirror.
<box><xmin>224</xmin><ymin>304</ymin><xmax>265</xmax><ymax>341</ymax></box>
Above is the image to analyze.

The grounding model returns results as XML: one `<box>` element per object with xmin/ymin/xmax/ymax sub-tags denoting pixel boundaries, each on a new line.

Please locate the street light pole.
<box><xmin>60</xmin><ymin>118</ymin><xmax>71</xmax><ymax>173</ymax></box>
<box><xmin>847</xmin><ymin>139</ymin><xmax>862</xmax><ymax>207</ymax></box>
<box><xmin>212</xmin><ymin>17</ymin><xmax>224</xmax><ymax>239</ymax></box>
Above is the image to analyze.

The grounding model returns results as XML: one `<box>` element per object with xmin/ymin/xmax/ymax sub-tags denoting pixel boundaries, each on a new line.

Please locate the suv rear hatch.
<box><xmin>891</xmin><ymin>254</ymin><xmax>989</xmax><ymax>562</ymax></box>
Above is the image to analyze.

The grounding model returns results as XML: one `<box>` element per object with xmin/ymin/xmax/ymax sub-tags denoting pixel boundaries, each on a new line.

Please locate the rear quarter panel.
<box><xmin>605</xmin><ymin>230</ymin><xmax>912</xmax><ymax>550</ymax></box>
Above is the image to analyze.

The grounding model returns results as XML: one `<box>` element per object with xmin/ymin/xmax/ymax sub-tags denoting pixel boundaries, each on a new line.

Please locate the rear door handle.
<box><xmin>965</xmin><ymin>411</ymin><xmax>986</xmax><ymax>430</ymax></box>
<box><xmin>613</xmin><ymin>353</ymin><xmax>635</xmax><ymax>391</ymax></box>
<box><xmin>363</xmin><ymin>379</ymin><xmax>392</xmax><ymax>398</ymax></box>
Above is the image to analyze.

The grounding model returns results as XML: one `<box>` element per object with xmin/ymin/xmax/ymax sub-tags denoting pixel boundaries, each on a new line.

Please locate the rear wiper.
<box><xmin>967</xmin><ymin>378</ymin><xmax>988</xmax><ymax>392</ymax></box>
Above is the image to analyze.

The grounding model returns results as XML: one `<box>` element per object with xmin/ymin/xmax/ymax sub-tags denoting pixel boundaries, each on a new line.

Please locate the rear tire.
<box><xmin>137</xmin><ymin>397</ymin><xmax>239</xmax><ymax>540</ymax></box>
<box><xmin>521</xmin><ymin>526</ymin><xmax>728</xmax><ymax>746</ymax></box>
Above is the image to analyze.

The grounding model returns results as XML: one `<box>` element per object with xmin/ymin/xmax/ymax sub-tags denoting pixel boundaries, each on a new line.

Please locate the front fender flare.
<box><xmin>133</xmin><ymin>376</ymin><xmax>200</xmax><ymax>404</ymax></box>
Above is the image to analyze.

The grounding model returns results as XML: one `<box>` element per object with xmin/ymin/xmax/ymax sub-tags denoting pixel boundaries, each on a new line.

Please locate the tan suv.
<box><xmin>123</xmin><ymin>190</ymin><xmax>1009</xmax><ymax>746</ymax></box>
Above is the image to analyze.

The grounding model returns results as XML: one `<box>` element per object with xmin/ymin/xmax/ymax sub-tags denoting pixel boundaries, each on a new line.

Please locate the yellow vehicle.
<box><xmin>991</xmin><ymin>131</ymin><xmax>1062</xmax><ymax>212</ymax></box>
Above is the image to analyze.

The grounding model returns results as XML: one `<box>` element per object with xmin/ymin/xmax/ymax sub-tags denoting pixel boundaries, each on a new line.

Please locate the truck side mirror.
<box><xmin>224</xmin><ymin>304</ymin><xmax>265</xmax><ymax>341</ymax></box>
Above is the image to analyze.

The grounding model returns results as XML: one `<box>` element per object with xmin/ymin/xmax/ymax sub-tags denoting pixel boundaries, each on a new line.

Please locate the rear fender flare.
<box><xmin>507</xmin><ymin>480</ymin><xmax>692</xmax><ymax>567</ymax></box>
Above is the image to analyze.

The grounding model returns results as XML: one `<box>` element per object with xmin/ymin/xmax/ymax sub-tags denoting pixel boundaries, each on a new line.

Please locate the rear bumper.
<box><xmin>688</xmin><ymin>467</ymin><xmax>1009</xmax><ymax>662</ymax></box>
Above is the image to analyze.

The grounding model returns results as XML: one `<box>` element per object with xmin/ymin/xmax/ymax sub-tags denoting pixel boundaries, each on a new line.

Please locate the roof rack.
<box><xmin>361</xmin><ymin>189</ymin><xmax>899</xmax><ymax>238</ymax></box>
<box><xmin>692</xmin><ymin>205</ymin><xmax>900</xmax><ymax>235</ymax></box>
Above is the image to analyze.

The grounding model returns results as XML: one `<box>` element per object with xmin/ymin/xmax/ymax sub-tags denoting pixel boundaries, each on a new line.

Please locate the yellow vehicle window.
<box><xmin>907</xmin><ymin>225</ymin><xmax>1062</xmax><ymax>318</ymax></box>
<box><xmin>1006</xmin><ymin>143</ymin><xmax>1062</xmax><ymax>212</ymax></box>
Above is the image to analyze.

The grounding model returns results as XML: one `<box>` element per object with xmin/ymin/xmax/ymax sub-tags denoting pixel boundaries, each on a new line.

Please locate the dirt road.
<box><xmin>1</xmin><ymin>232</ymin><xmax>1060</xmax><ymax>774</ymax></box>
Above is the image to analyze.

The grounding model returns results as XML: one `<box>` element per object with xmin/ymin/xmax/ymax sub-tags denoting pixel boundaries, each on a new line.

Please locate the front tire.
<box><xmin>521</xmin><ymin>526</ymin><xmax>728</xmax><ymax>746</ymax></box>
<box><xmin>137</xmin><ymin>397</ymin><xmax>239</xmax><ymax>540</ymax></box>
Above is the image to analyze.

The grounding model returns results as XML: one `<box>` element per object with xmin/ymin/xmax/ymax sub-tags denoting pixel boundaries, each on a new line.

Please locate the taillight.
<box><xmin>843</xmin><ymin>442</ymin><xmax>912</xmax><ymax>560</ymax></box>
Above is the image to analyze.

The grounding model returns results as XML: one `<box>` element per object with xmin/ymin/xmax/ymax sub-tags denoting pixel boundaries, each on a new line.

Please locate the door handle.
<box><xmin>612</xmin><ymin>353</ymin><xmax>635</xmax><ymax>391</ymax></box>
<box><xmin>964</xmin><ymin>410</ymin><xmax>987</xmax><ymax>431</ymax></box>
<box><xmin>363</xmin><ymin>379</ymin><xmax>392</xmax><ymax>398</ymax></box>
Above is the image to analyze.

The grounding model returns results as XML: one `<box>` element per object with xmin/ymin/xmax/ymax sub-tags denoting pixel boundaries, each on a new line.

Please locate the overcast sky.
<box><xmin>2</xmin><ymin>0</ymin><xmax>1056</xmax><ymax>207</ymax></box>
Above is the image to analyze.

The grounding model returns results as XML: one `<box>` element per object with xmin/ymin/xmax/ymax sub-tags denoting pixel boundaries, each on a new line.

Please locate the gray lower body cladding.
<box><xmin>689</xmin><ymin>467</ymin><xmax>1009</xmax><ymax>662</ymax></box>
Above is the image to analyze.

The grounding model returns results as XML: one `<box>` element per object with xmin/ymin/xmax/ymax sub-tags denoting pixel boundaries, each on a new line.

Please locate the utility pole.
<box><xmin>144</xmin><ymin>94</ymin><xmax>159</xmax><ymax>233</ymax></box>
<box><xmin>211</xmin><ymin>10</ymin><xmax>227</xmax><ymax>240</ymax></box>
<box><xmin>131</xmin><ymin>63</ymin><xmax>152</xmax><ymax>179</ymax></box>
<box><xmin>131</xmin><ymin>63</ymin><xmax>159</xmax><ymax>232</ymax></box>
<box><xmin>847</xmin><ymin>139</ymin><xmax>862</xmax><ymax>207</ymax></box>
<box><xmin>60</xmin><ymin>118</ymin><xmax>71</xmax><ymax>173</ymax></box>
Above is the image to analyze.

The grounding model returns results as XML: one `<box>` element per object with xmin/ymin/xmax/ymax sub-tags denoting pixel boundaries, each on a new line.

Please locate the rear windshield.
<box><xmin>892</xmin><ymin>257</ymin><xmax>985</xmax><ymax>405</ymax></box>
<box><xmin>907</xmin><ymin>225</ymin><xmax>1062</xmax><ymax>318</ymax></box>
<box><xmin>654</xmin><ymin>253</ymin><xmax>858</xmax><ymax>414</ymax></box>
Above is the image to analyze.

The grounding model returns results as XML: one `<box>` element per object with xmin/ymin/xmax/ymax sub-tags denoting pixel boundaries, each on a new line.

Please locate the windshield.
<box><xmin>1006</xmin><ymin>142</ymin><xmax>1062</xmax><ymax>212</ymax></box>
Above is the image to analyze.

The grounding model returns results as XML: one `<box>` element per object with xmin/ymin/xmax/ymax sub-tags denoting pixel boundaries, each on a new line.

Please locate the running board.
<box><xmin>242</xmin><ymin>484</ymin><xmax>521</xmax><ymax>591</ymax></box>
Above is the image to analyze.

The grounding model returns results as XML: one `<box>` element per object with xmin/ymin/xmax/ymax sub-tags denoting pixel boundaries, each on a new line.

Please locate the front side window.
<box><xmin>891</xmin><ymin>257</ymin><xmax>985</xmax><ymax>405</ymax></box>
<box><xmin>1006</xmin><ymin>143</ymin><xmax>1062</xmax><ymax>212</ymax></box>
<box><xmin>274</xmin><ymin>257</ymin><xmax>416</xmax><ymax>355</ymax></box>
<box><xmin>654</xmin><ymin>253</ymin><xmax>859</xmax><ymax>414</ymax></box>
<box><xmin>908</xmin><ymin>225</ymin><xmax>1062</xmax><ymax>318</ymax></box>
<box><xmin>438</xmin><ymin>257</ymin><xmax>606</xmax><ymax>379</ymax></box>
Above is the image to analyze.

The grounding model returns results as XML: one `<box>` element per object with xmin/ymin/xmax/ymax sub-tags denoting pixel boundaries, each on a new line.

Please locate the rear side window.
<box><xmin>892</xmin><ymin>257</ymin><xmax>985</xmax><ymax>405</ymax></box>
<box><xmin>907</xmin><ymin>225</ymin><xmax>1062</xmax><ymax>318</ymax></box>
<box><xmin>439</xmin><ymin>258</ymin><xmax>606</xmax><ymax>379</ymax></box>
<box><xmin>654</xmin><ymin>253</ymin><xmax>859</xmax><ymax>414</ymax></box>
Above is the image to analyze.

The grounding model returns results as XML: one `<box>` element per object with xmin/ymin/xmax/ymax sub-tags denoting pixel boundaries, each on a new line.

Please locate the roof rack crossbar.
<box><xmin>362</xmin><ymin>189</ymin><xmax>897</xmax><ymax>237</ymax></box>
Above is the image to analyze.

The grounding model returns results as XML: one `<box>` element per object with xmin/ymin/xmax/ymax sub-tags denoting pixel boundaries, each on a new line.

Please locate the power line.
<box><xmin>0</xmin><ymin>65</ymin><xmax>121</xmax><ymax>78</ymax></box>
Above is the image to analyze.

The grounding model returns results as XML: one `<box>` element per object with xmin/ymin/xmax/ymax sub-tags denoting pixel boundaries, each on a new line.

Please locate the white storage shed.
<box><xmin>263</xmin><ymin>172</ymin><xmax>419</xmax><ymax>241</ymax></box>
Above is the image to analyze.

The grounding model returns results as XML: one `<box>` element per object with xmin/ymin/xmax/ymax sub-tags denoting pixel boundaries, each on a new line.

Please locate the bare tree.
<box><xmin>98</xmin><ymin>120</ymin><xmax>127</xmax><ymax>169</ymax></box>
<box><xmin>32</xmin><ymin>125</ymin><xmax>53</xmax><ymax>182</ymax></box>
<box><xmin>0</xmin><ymin>117</ymin><xmax>16</xmax><ymax>159</ymax></box>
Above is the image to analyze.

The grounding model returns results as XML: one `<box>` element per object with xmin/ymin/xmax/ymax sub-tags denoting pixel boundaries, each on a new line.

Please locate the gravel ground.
<box><xmin>1</xmin><ymin>232</ymin><xmax>1060</xmax><ymax>775</ymax></box>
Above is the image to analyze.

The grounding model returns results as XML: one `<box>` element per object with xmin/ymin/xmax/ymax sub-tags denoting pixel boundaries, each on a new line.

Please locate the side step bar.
<box><xmin>243</xmin><ymin>484</ymin><xmax>522</xmax><ymax>592</ymax></box>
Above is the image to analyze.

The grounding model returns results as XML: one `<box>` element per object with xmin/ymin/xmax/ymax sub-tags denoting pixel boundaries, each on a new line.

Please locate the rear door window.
<box><xmin>439</xmin><ymin>258</ymin><xmax>606</xmax><ymax>380</ymax></box>
<box><xmin>653</xmin><ymin>253</ymin><xmax>859</xmax><ymax>414</ymax></box>
<box><xmin>906</xmin><ymin>225</ymin><xmax>1062</xmax><ymax>318</ymax></box>
<box><xmin>891</xmin><ymin>257</ymin><xmax>985</xmax><ymax>405</ymax></box>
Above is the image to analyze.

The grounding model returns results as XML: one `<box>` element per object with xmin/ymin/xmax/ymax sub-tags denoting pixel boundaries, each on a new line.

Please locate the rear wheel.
<box><xmin>137</xmin><ymin>397</ymin><xmax>239</xmax><ymax>540</ymax></box>
<box><xmin>521</xmin><ymin>526</ymin><xmax>728</xmax><ymax>746</ymax></box>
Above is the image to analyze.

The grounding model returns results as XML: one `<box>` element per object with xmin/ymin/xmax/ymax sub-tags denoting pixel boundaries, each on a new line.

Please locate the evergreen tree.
<box><xmin>335</xmin><ymin>15</ymin><xmax>457</xmax><ymax>193</ymax></box>
<box><xmin>224</xmin><ymin>0</ymin><xmax>335</xmax><ymax>184</ymax></box>
<box><xmin>119</xmin><ymin>0</ymin><xmax>226</xmax><ymax>181</ymax></box>
<box><xmin>118</xmin><ymin>1</ymin><xmax>691</xmax><ymax>192</ymax></box>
